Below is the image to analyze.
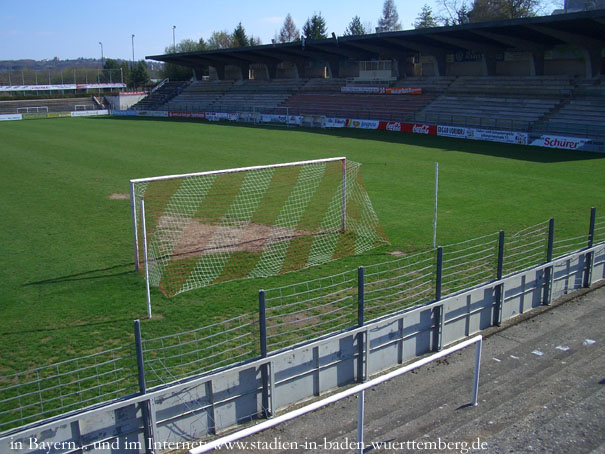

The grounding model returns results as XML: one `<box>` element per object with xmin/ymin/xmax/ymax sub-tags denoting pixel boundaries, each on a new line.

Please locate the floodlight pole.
<box><xmin>131</xmin><ymin>34</ymin><xmax>135</xmax><ymax>89</ymax></box>
<box><xmin>99</xmin><ymin>42</ymin><xmax>104</xmax><ymax>68</ymax></box>
<box><xmin>131</xmin><ymin>34</ymin><xmax>135</xmax><ymax>67</ymax></box>
<box><xmin>140</xmin><ymin>199</ymin><xmax>152</xmax><ymax>319</ymax></box>
<box><xmin>433</xmin><ymin>162</ymin><xmax>439</xmax><ymax>248</ymax></box>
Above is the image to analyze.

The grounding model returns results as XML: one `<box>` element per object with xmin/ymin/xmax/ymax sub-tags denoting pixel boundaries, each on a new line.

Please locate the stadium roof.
<box><xmin>148</xmin><ymin>10</ymin><xmax>605</xmax><ymax>77</ymax></box>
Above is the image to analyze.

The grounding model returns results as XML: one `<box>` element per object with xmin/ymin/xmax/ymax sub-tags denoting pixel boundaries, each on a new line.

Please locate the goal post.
<box><xmin>130</xmin><ymin>157</ymin><xmax>388</xmax><ymax>297</ymax></box>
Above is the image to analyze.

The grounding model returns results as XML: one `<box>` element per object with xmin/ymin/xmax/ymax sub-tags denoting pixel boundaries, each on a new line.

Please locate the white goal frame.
<box><xmin>16</xmin><ymin>106</ymin><xmax>48</xmax><ymax>114</ymax></box>
<box><xmin>129</xmin><ymin>156</ymin><xmax>347</xmax><ymax>274</ymax></box>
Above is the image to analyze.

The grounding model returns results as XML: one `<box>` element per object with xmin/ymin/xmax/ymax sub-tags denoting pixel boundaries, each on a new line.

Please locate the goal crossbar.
<box><xmin>130</xmin><ymin>157</ymin><xmax>346</xmax><ymax>184</ymax></box>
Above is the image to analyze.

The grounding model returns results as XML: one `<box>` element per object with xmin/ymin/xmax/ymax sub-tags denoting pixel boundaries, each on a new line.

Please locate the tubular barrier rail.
<box><xmin>189</xmin><ymin>335</ymin><xmax>483</xmax><ymax>454</ymax></box>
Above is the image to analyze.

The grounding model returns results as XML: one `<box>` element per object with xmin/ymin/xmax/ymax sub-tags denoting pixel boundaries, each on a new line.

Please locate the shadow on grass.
<box><xmin>22</xmin><ymin>262</ymin><xmax>135</xmax><ymax>286</ymax></box>
<box><xmin>90</xmin><ymin>116</ymin><xmax>604</xmax><ymax>164</ymax></box>
<box><xmin>0</xmin><ymin>316</ymin><xmax>137</xmax><ymax>336</ymax></box>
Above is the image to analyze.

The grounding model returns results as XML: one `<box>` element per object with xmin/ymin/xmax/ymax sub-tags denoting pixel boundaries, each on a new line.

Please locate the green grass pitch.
<box><xmin>1</xmin><ymin>116</ymin><xmax>604</xmax><ymax>376</ymax></box>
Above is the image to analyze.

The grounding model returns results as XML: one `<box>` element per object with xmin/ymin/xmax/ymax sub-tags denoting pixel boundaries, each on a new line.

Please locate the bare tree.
<box><xmin>277</xmin><ymin>13</ymin><xmax>300</xmax><ymax>42</ymax></box>
<box><xmin>439</xmin><ymin>0</ymin><xmax>471</xmax><ymax>25</ymax></box>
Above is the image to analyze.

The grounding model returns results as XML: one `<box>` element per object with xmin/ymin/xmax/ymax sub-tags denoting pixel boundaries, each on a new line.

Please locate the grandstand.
<box><xmin>283</xmin><ymin>89</ymin><xmax>435</xmax><ymax>121</ymax></box>
<box><xmin>131</xmin><ymin>80</ymin><xmax>187</xmax><ymax>110</ymax></box>
<box><xmin>129</xmin><ymin>73</ymin><xmax>605</xmax><ymax>141</ymax></box>
<box><xmin>140</xmin><ymin>11</ymin><xmax>604</xmax><ymax>146</ymax></box>
<box><xmin>163</xmin><ymin>80</ymin><xmax>234</xmax><ymax>111</ymax></box>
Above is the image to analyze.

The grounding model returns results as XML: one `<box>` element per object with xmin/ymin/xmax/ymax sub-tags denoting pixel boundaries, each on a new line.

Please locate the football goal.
<box><xmin>130</xmin><ymin>157</ymin><xmax>388</xmax><ymax>297</ymax></box>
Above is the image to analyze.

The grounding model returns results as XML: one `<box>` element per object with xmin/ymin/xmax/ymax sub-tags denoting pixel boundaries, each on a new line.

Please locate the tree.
<box><xmin>440</xmin><ymin>0</ymin><xmax>540</xmax><ymax>24</ymax></box>
<box><xmin>440</xmin><ymin>0</ymin><xmax>471</xmax><ymax>25</ymax></box>
<box><xmin>101</xmin><ymin>58</ymin><xmax>122</xmax><ymax>83</ymax></box>
<box><xmin>344</xmin><ymin>16</ymin><xmax>367</xmax><ymax>35</ymax></box>
<box><xmin>166</xmin><ymin>39</ymin><xmax>206</xmax><ymax>54</ymax></box>
<box><xmin>302</xmin><ymin>12</ymin><xmax>328</xmax><ymax>40</ymax></box>
<box><xmin>249</xmin><ymin>36</ymin><xmax>262</xmax><ymax>46</ymax></box>
<box><xmin>130</xmin><ymin>61</ymin><xmax>149</xmax><ymax>88</ymax></box>
<box><xmin>120</xmin><ymin>62</ymin><xmax>131</xmax><ymax>87</ymax></box>
<box><xmin>378</xmin><ymin>0</ymin><xmax>401</xmax><ymax>31</ymax></box>
<box><xmin>160</xmin><ymin>39</ymin><xmax>205</xmax><ymax>81</ymax></box>
<box><xmin>414</xmin><ymin>4</ymin><xmax>440</xmax><ymax>28</ymax></box>
<box><xmin>277</xmin><ymin>13</ymin><xmax>300</xmax><ymax>43</ymax></box>
<box><xmin>468</xmin><ymin>0</ymin><xmax>541</xmax><ymax>22</ymax></box>
<box><xmin>207</xmin><ymin>30</ymin><xmax>234</xmax><ymax>49</ymax></box>
<box><xmin>232</xmin><ymin>22</ymin><xmax>250</xmax><ymax>47</ymax></box>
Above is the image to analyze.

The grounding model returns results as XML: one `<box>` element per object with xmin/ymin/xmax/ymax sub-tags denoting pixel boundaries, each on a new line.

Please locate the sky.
<box><xmin>0</xmin><ymin>0</ymin><xmax>431</xmax><ymax>61</ymax></box>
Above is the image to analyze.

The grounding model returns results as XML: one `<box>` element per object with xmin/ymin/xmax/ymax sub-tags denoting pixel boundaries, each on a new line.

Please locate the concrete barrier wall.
<box><xmin>1</xmin><ymin>244</ymin><xmax>602</xmax><ymax>453</ymax></box>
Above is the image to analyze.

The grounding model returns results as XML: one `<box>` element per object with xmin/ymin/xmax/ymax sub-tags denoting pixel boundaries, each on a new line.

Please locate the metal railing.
<box><xmin>190</xmin><ymin>335</ymin><xmax>483</xmax><ymax>454</ymax></box>
<box><xmin>150</xmin><ymin>78</ymin><xmax>169</xmax><ymax>94</ymax></box>
<box><xmin>142</xmin><ymin>313</ymin><xmax>259</xmax><ymax>388</ymax></box>
<box><xmin>411</xmin><ymin>112</ymin><xmax>531</xmax><ymax>131</ymax></box>
<box><xmin>0</xmin><ymin>207</ymin><xmax>601</xmax><ymax>435</ymax></box>
<box><xmin>363</xmin><ymin>249</ymin><xmax>436</xmax><ymax>322</ymax></box>
<box><xmin>0</xmin><ymin>345</ymin><xmax>138</xmax><ymax>432</ymax></box>
<box><xmin>264</xmin><ymin>269</ymin><xmax>357</xmax><ymax>352</ymax></box>
<box><xmin>0</xmin><ymin>238</ymin><xmax>602</xmax><ymax>450</ymax></box>
<box><xmin>531</xmin><ymin>121</ymin><xmax>605</xmax><ymax>140</ymax></box>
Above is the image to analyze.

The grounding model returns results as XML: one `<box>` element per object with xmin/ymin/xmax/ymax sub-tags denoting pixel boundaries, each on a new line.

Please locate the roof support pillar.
<box><xmin>267</xmin><ymin>63</ymin><xmax>278</xmax><ymax>80</ymax></box>
<box><xmin>327</xmin><ymin>58</ymin><xmax>341</xmax><ymax>78</ymax></box>
<box><xmin>395</xmin><ymin>58</ymin><xmax>408</xmax><ymax>78</ymax></box>
<box><xmin>583</xmin><ymin>46</ymin><xmax>603</xmax><ymax>78</ymax></box>
<box><xmin>529</xmin><ymin>50</ymin><xmax>545</xmax><ymax>76</ymax></box>
<box><xmin>192</xmin><ymin>65</ymin><xmax>207</xmax><ymax>80</ymax></box>
<box><xmin>240</xmin><ymin>63</ymin><xmax>250</xmax><ymax>80</ymax></box>
<box><xmin>295</xmin><ymin>62</ymin><xmax>305</xmax><ymax>79</ymax></box>
<box><xmin>481</xmin><ymin>51</ymin><xmax>498</xmax><ymax>76</ymax></box>
<box><xmin>427</xmin><ymin>53</ymin><xmax>446</xmax><ymax>77</ymax></box>
<box><xmin>213</xmin><ymin>64</ymin><xmax>226</xmax><ymax>80</ymax></box>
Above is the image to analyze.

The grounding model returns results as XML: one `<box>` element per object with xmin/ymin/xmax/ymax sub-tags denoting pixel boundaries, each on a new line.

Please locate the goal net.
<box><xmin>130</xmin><ymin>157</ymin><xmax>388</xmax><ymax>297</ymax></box>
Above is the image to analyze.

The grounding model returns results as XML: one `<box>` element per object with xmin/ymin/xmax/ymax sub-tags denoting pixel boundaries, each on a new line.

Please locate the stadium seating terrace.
<box><xmin>135</xmin><ymin>11</ymin><xmax>604</xmax><ymax>140</ymax></box>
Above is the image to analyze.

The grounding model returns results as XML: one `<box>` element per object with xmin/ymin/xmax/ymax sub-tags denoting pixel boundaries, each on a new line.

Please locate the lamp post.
<box><xmin>131</xmin><ymin>34</ymin><xmax>135</xmax><ymax>89</ymax></box>
<box><xmin>172</xmin><ymin>25</ymin><xmax>176</xmax><ymax>50</ymax></box>
<box><xmin>131</xmin><ymin>34</ymin><xmax>135</xmax><ymax>67</ymax></box>
<box><xmin>99</xmin><ymin>42</ymin><xmax>104</xmax><ymax>67</ymax></box>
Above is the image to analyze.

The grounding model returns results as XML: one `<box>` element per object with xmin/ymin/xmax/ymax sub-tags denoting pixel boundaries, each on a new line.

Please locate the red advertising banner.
<box><xmin>379</xmin><ymin>121</ymin><xmax>437</xmax><ymax>135</ymax></box>
<box><xmin>384</xmin><ymin>87</ymin><xmax>422</xmax><ymax>95</ymax></box>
